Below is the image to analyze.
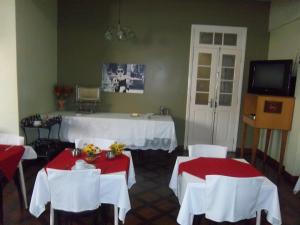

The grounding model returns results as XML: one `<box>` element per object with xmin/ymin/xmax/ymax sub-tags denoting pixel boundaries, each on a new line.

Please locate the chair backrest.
<box><xmin>188</xmin><ymin>144</ymin><xmax>227</xmax><ymax>158</ymax></box>
<box><xmin>205</xmin><ymin>175</ymin><xmax>264</xmax><ymax>222</ymax></box>
<box><xmin>0</xmin><ymin>133</ymin><xmax>24</xmax><ymax>145</ymax></box>
<box><xmin>47</xmin><ymin>168</ymin><xmax>101</xmax><ymax>212</ymax></box>
<box><xmin>75</xmin><ymin>138</ymin><xmax>116</xmax><ymax>150</ymax></box>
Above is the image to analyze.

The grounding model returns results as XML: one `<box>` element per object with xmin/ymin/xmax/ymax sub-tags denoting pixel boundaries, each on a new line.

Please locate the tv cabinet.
<box><xmin>240</xmin><ymin>94</ymin><xmax>295</xmax><ymax>175</ymax></box>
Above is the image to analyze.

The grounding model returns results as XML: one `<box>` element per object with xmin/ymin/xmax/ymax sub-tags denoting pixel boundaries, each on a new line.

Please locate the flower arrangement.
<box><xmin>82</xmin><ymin>144</ymin><xmax>101</xmax><ymax>156</ymax></box>
<box><xmin>54</xmin><ymin>85</ymin><xmax>73</xmax><ymax>100</ymax></box>
<box><xmin>109</xmin><ymin>142</ymin><xmax>125</xmax><ymax>156</ymax></box>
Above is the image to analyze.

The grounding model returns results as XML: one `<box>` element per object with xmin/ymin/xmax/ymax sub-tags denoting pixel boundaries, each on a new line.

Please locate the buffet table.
<box><xmin>55</xmin><ymin>112</ymin><xmax>177</xmax><ymax>152</ymax></box>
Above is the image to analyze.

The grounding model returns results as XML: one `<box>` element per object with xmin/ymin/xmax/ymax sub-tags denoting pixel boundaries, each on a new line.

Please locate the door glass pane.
<box><xmin>219</xmin><ymin>94</ymin><xmax>232</xmax><ymax>106</ymax></box>
<box><xmin>220</xmin><ymin>81</ymin><xmax>233</xmax><ymax>93</ymax></box>
<box><xmin>221</xmin><ymin>68</ymin><xmax>234</xmax><ymax>80</ymax></box>
<box><xmin>198</xmin><ymin>53</ymin><xmax>212</xmax><ymax>65</ymax></box>
<box><xmin>199</xmin><ymin>32</ymin><xmax>213</xmax><ymax>44</ymax></box>
<box><xmin>195</xmin><ymin>93</ymin><xmax>209</xmax><ymax>105</ymax></box>
<box><xmin>222</xmin><ymin>55</ymin><xmax>235</xmax><ymax>67</ymax></box>
<box><xmin>224</xmin><ymin>33</ymin><xmax>237</xmax><ymax>46</ymax></box>
<box><xmin>197</xmin><ymin>66</ymin><xmax>210</xmax><ymax>78</ymax></box>
<box><xmin>214</xmin><ymin>33</ymin><xmax>222</xmax><ymax>45</ymax></box>
<box><xmin>197</xmin><ymin>80</ymin><xmax>210</xmax><ymax>92</ymax></box>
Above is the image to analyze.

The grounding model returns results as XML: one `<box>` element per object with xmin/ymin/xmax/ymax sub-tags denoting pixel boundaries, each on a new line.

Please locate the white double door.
<box><xmin>186</xmin><ymin>25</ymin><xmax>247</xmax><ymax>150</ymax></box>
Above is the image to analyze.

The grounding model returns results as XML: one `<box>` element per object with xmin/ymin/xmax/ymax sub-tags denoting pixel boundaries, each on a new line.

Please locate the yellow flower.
<box><xmin>109</xmin><ymin>142</ymin><xmax>125</xmax><ymax>156</ymax></box>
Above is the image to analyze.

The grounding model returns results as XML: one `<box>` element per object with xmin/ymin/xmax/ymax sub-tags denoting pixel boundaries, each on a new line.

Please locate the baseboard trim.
<box><xmin>236</xmin><ymin>147</ymin><xmax>298</xmax><ymax>185</ymax></box>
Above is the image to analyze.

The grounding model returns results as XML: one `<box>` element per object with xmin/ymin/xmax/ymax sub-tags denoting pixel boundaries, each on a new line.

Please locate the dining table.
<box><xmin>0</xmin><ymin>144</ymin><xmax>37</xmax><ymax>223</ymax></box>
<box><xmin>29</xmin><ymin>149</ymin><xmax>136</xmax><ymax>225</ymax></box>
<box><xmin>0</xmin><ymin>145</ymin><xmax>25</xmax><ymax>181</ymax></box>
<box><xmin>169</xmin><ymin>156</ymin><xmax>282</xmax><ymax>225</ymax></box>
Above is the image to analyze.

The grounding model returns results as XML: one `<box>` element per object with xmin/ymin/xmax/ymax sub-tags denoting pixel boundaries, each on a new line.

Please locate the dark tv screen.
<box><xmin>248</xmin><ymin>59</ymin><xmax>294</xmax><ymax>96</ymax></box>
<box><xmin>252</xmin><ymin>64</ymin><xmax>285</xmax><ymax>89</ymax></box>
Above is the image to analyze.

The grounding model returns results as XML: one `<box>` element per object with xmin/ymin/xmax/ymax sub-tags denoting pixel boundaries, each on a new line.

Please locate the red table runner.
<box><xmin>178</xmin><ymin>157</ymin><xmax>262</xmax><ymax>180</ymax></box>
<box><xmin>0</xmin><ymin>145</ymin><xmax>25</xmax><ymax>180</ymax></box>
<box><xmin>46</xmin><ymin>149</ymin><xmax>130</xmax><ymax>175</ymax></box>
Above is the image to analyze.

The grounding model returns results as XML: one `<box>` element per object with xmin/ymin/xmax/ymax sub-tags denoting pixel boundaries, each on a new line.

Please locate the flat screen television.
<box><xmin>248</xmin><ymin>59</ymin><xmax>295</xmax><ymax>96</ymax></box>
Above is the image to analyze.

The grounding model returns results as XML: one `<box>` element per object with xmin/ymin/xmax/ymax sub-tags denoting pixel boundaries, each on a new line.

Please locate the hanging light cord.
<box><xmin>118</xmin><ymin>0</ymin><xmax>121</xmax><ymax>26</ymax></box>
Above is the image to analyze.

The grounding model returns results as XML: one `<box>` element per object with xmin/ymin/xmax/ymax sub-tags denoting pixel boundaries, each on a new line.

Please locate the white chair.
<box><xmin>294</xmin><ymin>177</ymin><xmax>300</xmax><ymax>194</ymax></box>
<box><xmin>188</xmin><ymin>144</ymin><xmax>227</xmax><ymax>158</ymax></box>
<box><xmin>75</xmin><ymin>138</ymin><xmax>116</xmax><ymax>150</ymax></box>
<box><xmin>0</xmin><ymin>133</ymin><xmax>35</xmax><ymax>209</ymax></box>
<box><xmin>47</xmin><ymin>168</ymin><xmax>101</xmax><ymax>225</ymax></box>
<box><xmin>204</xmin><ymin>175</ymin><xmax>264</xmax><ymax>224</ymax></box>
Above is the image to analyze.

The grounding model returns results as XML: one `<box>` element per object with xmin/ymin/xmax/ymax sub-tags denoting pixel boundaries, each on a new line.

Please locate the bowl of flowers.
<box><xmin>107</xmin><ymin>142</ymin><xmax>125</xmax><ymax>159</ymax></box>
<box><xmin>82</xmin><ymin>144</ymin><xmax>101</xmax><ymax>163</ymax></box>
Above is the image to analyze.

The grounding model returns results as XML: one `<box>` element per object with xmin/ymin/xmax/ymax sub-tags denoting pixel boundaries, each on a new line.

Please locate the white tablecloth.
<box><xmin>29</xmin><ymin>151</ymin><xmax>136</xmax><ymax>223</ymax></box>
<box><xmin>169</xmin><ymin>156</ymin><xmax>282</xmax><ymax>225</ymax></box>
<box><xmin>56</xmin><ymin>112</ymin><xmax>177</xmax><ymax>152</ymax></box>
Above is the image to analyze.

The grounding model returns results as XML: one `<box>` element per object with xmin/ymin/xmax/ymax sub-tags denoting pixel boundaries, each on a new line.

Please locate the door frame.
<box><xmin>184</xmin><ymin>24</ymin><xmax>247</xmax><ymax>151</ymax></box>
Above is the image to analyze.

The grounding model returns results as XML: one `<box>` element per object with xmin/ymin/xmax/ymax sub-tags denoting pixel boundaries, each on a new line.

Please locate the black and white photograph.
<box><xmin>102</xmin><ymin>63</ymin><xmax>145</xmax><ymax>94</ymax></box>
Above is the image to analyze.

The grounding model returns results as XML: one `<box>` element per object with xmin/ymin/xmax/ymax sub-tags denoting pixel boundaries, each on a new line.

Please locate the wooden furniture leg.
<box><xmin>240</xmin><ymin>123</ymin><xmax>248</xmax><ymax>158</ymax></box>
<box><xmin>0</xmin><ymin>174</ymin><xmax>4</xmax><ymax>225</ymax></box>
<box><xmin>279</xmin><ymin>130</ymin><xmax>288</xmax><ymax>176</ymax></box>
<box><xmin>263</xmin><ymin>129</ymin><xmax>272</xmax><ymax>163</ymax></box>
<box><xmin>251</xmin><ymin>128</ymin><xmax>260</xmax><ymax>164</ymax></box>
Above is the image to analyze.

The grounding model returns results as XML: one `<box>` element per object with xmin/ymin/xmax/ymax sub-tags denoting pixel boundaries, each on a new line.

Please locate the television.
<box><xmin>247</xmin><ymin>59</ymin><xmax>295</xmax><ymax>96</ymax></box>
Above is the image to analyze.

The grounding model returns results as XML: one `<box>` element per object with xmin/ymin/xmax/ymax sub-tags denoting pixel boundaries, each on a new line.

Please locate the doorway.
<box><xmin>185</xmin><ymin>25</ymin><xmax>247</xmax><ymax>151</ymax></box>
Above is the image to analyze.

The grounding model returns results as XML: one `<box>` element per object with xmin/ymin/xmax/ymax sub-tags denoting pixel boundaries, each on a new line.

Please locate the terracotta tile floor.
<box><xmin>2</xmin><ymin>149</ymin><xmax>300</xmax><ymax>225</ymax></box>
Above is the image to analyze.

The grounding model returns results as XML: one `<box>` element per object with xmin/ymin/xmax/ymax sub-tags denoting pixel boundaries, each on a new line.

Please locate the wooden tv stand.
<box><xmin>240</xmin><ymin>94</ymin><xmax>295</xmax><ymax>175</ymax></box>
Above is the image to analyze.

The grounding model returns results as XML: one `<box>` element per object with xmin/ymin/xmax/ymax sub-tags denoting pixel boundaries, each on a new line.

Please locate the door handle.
<box><xmin>209</xmin><ymin>99</ymin><xmax>213</xmax><ymax>108</ymax></box>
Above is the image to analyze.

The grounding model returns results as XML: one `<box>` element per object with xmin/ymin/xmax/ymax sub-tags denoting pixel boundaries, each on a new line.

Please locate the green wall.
<box><xmin>57</xmin><ymin>0</ymin><xmax>270</xmax><ymax>145</ymax></box>
<box><xmin>16</xmin><ymin>0</ymin><xmax>57</xmax><ymax>121</ymax></box>
<box><xmin>264</xmin><ymin>0</ymin><xmax>300</xmax><ymax>175</ymax></box>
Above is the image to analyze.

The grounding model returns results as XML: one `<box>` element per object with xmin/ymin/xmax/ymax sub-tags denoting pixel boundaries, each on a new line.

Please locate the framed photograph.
<box><xmin>102</xmin><ymin>63</ymin><xmax>145</xmax><ymax>94</ymax></box>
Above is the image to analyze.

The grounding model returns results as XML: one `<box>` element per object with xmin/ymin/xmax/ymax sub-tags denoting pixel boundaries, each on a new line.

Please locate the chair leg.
<box><xmin>256</xmin><ymin>210</ymin><xmax>261</xmax><ymax>225</ymax></box>
<box><xmin>13</xmin><ymin>169</ymin><xmax>23</xmax><ymax>209</ymax></box>
<box><xmin>114</xmin><ymin>205</ymin><xmax>118</xmax><ymax>225</ymax></box>
<box><xmin>0</xmin><ymin>175</ymin><xmax>4</xmax><ymax>225</ymax></box>
<box><xmin>50</xmin><ymin>206</ymin><xmax>54</xmax><ymax>225</ymax></box>
<box><xmin>18</xmin><ymin>161</ymin><xmax>28</xmax><ymax>209</ymax></box>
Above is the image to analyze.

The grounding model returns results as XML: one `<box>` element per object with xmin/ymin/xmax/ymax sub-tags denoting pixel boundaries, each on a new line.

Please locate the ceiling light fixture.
<box><xmin>104</xmin><ymin>0</ymin><xmax>136</xmax><ymax>41</ymax></box>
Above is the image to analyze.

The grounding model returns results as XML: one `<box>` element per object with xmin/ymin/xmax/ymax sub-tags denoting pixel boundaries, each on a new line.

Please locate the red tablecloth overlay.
<box><xmin>0</xmin><ymin>145</ymin><xmax>25</xmax><ymax>181</ymax></box>
<box><xmin>178</xmin><ymin>157</ymin><xmax>262</xmax><ymax>180</ymax></box>
<box><xmin>46</xmin><ymin>149</ymin><xmax>130</xmax><ymax>175</ymax></box>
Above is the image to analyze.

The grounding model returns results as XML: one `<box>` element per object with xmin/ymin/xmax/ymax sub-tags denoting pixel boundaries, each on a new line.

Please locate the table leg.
<box><xmin>240</xmin><ymin>123</ymin><xmax>248</xmax><ymax>158</ymax></box>
<box><xmin>279</xmin><ymin>130</ymin><xmax>288</xmax><ymax>176</ymax></box>
<box><xmin>251</xmin><ymin>128</ymin><xmax>260</xmax><ymax>164</ymax></box>
<box><xmin>263</xmin><ymin>129</ymin><xmax>272</xmax><ymax>163</ymax></box>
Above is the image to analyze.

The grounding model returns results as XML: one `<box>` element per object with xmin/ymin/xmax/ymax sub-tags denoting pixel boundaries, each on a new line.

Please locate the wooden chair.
<box><xmin>188</xmin><ymin>144</ymin><xmax>227</xmax><ymax>158</ymax></box>
<box><xmin>204</xmin><ymin>175</ymin><xmax>264</xmax><ymax>225</ymax></box>
<box><xmin>47</xmin><ymin>168</ymin><xmax>101</xmax><ymax>225</ymax></box>
<box><xmin>75</xmin><ymin>138</ymin><xmax>116</xmax><ymax>150</ymax></box>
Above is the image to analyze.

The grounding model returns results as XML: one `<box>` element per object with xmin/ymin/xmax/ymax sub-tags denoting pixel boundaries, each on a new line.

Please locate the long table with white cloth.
<box><xmin>169</xmin><ymin>156</ymin><xmax>282</xmax><ymax>225</ymax></box>
<box><xmin>56</xmin><ymin>112</ymin><xmax>177</xmax><ymax>152</ymax></box>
